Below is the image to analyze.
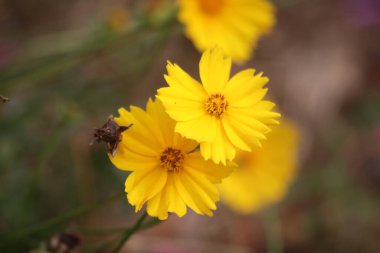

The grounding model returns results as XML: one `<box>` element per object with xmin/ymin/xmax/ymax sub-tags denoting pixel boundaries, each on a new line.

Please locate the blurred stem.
<box><xmin>111</xmin><ymin>212</ymin><xmax>149</xmax><ymax>253</ymax></box>
<box><xmin>0</xmin><ymin>5</ymin><xmax>178</xmax><ymax>91</ymax></box>
<box><xmin>262</xmin><ymin>206</ymin><xmax>283</xmax><ymax>253</ymax></box>
<box><xmin>34</xmin><ymin>118</ymin><xmax>68</xmax><ymax>184</ymax></box>
<box><xmin>82</xmin><ymin>217</ymin><xmax>161</xmax><ymax>253</ymax></box>
<box><xmin>0</xmin><ymin>191</ymin><xmax>124</xmax><ymax>249</ymax></box>
<box><xmin>80</xmin><ymin>216</ymin><xmax>160</xmax><ymax>235</ymax></box>
<box><xmin>84</xmin><ymin>238</ymin><xmax>117</xmax><ymax>253</ymax></box>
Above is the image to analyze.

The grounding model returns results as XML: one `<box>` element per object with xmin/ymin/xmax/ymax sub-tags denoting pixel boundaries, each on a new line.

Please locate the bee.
<box><xmin>0</xmin><ymin>95</ymin><xmax>9</xmax><ymax>103</ymax></box>
<box><xmin>92</xmin><ymin>116</ymin><xmax>132</xmax><ymax>156</ymax></box>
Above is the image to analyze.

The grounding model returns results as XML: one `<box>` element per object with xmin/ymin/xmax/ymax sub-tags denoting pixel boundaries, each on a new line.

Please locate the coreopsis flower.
<box><xmin>157</xmin><ymin>47</ymin><xmax>280</xmax><ymax>164</ymax></box>
<box><xmin>109</xmin><ymin>98</ymin><xmax>233</xmax><ymax>220</ymax></box>
<box><xmin>219</xmin><ymin>121</ymin><xmax>299</xmax><ymax>213</ymax></box>
<box><xmin>177</xmin><ymin>0</ymin><xmax>276</xmax><ymax>63</ymax></box>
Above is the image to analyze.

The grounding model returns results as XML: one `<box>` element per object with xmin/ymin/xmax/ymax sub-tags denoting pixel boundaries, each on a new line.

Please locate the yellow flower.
<box><xmin>109</xmin><ymin>98</ymin><xmax>232</xmax><ymax>220</ymax></box>
<box><xmin>157</xmin><ymin>47</ymin><xmax>280</xmax><ymax>164</ymax></box>
<box><xmin>219</xmin><ymin>121</ymin><xmax>299</xmax><ymax>214</ymax></box>
<box><xmin>107</xmin><ymin>7</ymin><xmax>129</xmax><ymax>32</ymax></box>
<box><xmin>177</xmin><ymin>0</ymin><xmax>276</xmax><ymax>63</ymax></box>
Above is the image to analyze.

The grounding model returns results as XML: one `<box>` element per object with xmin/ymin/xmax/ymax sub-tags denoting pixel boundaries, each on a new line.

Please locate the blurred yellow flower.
<box><xmin>107</xmin><ymin>7</ymin><xmax>129</xmax><ymax>32</ymax></box>
<box><xmin>177</xmin><ymin>0</ymin><xmax>276</xmax><ymax>63</ymax></box>
<box><xmin>157</xmin><ymin>47</ymin><xmax>280</xmax><ymax>164</ymax></box>
<box><xmin>219</xmin><ymin>121</ymin><xmax>299</xmax><ymax>214</ymax></box>
<box><xmin>109</xmin><ymin>98</ymin><xmax>232</xmax><ymax>220</ymax></box>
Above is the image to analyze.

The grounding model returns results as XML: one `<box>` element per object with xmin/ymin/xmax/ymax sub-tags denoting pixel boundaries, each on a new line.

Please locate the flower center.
<box><xmin>204</xmin><ymin>94</ymin><xmax>229</xmax><ymax>118</ymax></box>
<box><xmin>160</xmin><ymin>147</ymin><xmax>185</xmax><ymax>172</ymax></box>
<box><xmin>199</xmin><ymin>0</ymin><xmax>224</xmax><ymax>15</ymax></box>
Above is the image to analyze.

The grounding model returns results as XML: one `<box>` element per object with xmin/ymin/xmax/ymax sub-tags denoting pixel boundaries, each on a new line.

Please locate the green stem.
<box><xmin>80</xmin><ymin>217</ymin><xmax>160</xmax><ymax>235</ymax></box>
<box><xmin>83</xmin><ymin>239</ymin><xmax>117</xmax><ymax>253</ymax></box>
<box><xmin>262</xmin><ymin>206</ymin><xmax>283</xmax><ymax>253</ymax></box>
<box><xmin>82</xmin><ymin>217</ymin><xmax>161</xmax><ymax>252</ymax></box>
<box><xmin>0</xmin><ymin>5</ymin><xmax>177</xmax><ymax>91</ymax></box>
<box><xmin>0</xmin><ymin>192</ymin><xmax>124</xmax><ymax>248</ymax></box>
<box><xmin>111</xmin><ymin>212</ymin><xmax>149</xmax><ymax>253</ymax></box>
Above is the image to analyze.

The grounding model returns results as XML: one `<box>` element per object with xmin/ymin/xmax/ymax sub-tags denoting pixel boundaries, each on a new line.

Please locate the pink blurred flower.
<box><xmin>346</xmin><ymin>0</ymin><xmax>380</xmax><ymax>26</ymax></box>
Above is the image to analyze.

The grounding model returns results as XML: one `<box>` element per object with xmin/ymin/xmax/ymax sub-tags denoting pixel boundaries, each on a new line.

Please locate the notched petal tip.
<box><xmin>256</xmin><ymin>72</ymin><xmax>264</xmax><ymax>78</ymax></box>
<box><xmin>117</xmin><ymin>107</ymin><xmax>128</xmax><ymax>117</ymax></box>
<box><xmin>158</xmin><ymin>215</ymin><xmax>169</xmax><ymax>220</ymax></box>
<box><xmin>163</xmin><ymin>75</ymin><xmax>171</xmax><ymax>85</ymax></box>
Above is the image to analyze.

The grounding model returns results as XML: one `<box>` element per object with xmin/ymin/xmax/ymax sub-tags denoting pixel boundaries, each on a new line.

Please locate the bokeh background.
<box><xmin>1</xmin><ymin>0</ymin><xmax>380</xmax><ymax>252</ymax></box>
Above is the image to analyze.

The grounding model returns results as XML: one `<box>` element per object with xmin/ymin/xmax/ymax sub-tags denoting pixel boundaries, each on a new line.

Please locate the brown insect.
<box><xmin>92</xmin><ymin>116</ymin><xmax>132</xmax><ymax>156</ymax></box>
<box><xmin>0</xmin><ymin>95</ymin><xmax>9</xmax><ymax>103</ymax></box>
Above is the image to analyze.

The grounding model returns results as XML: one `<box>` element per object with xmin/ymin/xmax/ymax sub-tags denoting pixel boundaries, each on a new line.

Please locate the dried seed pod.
<box><xmin>0</xmin><ymin>95</ymin><xmax>9</xmax><ymax>103</ymax></box>
<box><xmin>93</xmin><ymin>116</ymin><xmax>132</xmax><ymax>156</ymax></box>
<box><xmin>47</xmin><ymin>233</ymin><xmax>81</xmax><ymax>253</ymax></box>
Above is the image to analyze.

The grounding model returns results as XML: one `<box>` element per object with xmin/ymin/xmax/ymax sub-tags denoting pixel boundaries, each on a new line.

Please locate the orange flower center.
<box><xmin>205</xmin><ymin>94</ymin><xmax>229</xmax><ymax>118</ymax></box>
<box><xmin>160</xmin><ymin>147</ymin><xmax>184</xmax><ymax>172</ymax></box>
<box><xmin>199</xmin><ymin>0</ymin><xmax>225</xmax><ymax>15</ymax></box>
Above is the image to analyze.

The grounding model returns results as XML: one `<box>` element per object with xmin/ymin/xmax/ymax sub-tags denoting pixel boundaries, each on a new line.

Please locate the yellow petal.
<box><xmin>175</xmin><ymin>114</ymin><xmax>216</xmax><ymax>142</ymax></box>
<box><xmin>221</xmin><ymin>118</ymin><xmax>251</xmax><ymax>152</ymax></box>
<box><xmin>115</xmin><ymin>107</ymin><xmax>162</xmax><ymax>156</ymax></box>
<box><xmin>114</xmin><ymin>107</ymin><xmax>133</xmax><ymax>126</ymax></box>
<box><xmin>130</xmin><ymin>105</ymin><xmax>166</xmax><ymax>147</ymax></box>
<box><xmin>121</xmin><ymin>134</ymin><xmax>159</xmax><ymax>156</ymax></box>
<box><xmin>227</xmin><ymin>107</ymin><xmax>272</xmax><ymax>134</ymax></box>
<box><xmin>173</xmin><ymin>173</ymin><xmax>203</xmax><ymax>215</ymax></box>
<box><xmin>146</xmin><ymin>98</ymin><xmax>175</xmax><ymax>146</ymax></box>
<box><xmin>110</xmin><ymin>146</ymin><xmax>158</xmax><ymax>171</ymax></box>
<box><xmin>173</xmin><ymin>132</ymin><xmax>198</xmax><ymax>154</ymax></box>
<box><xmin>174</xmin><ymin>172</ymin><xmax>215</xmax><ymax>216</ymax></box>
<box><xmin>224</xmin><ymin>69</ymin><xmax>269</xmax><ymax>106</ymax></box>
<box><xmin>199</xmin><ymin>48</ymin><xmax>231</xmax><ymax>94</ymax></box>
<box><xmin>177</xmin><ymin>0</ymin><xmax>275</xmax><ymax>63</ymax></box>
<box><xmin>126</xmin><ymin>168</ymin><xmax>167</xmax><ymax>211</ymax></box>
<box><xmin>175</xmin><ymin>171</ymin><xmax>217</xmax><ymax>216</ymax></box>
<box><xmin>157</xmin><ymin>90</ymin><xmax>206</xmax><ymax>122</ymax></box>
<box><xmin>182</xmin><ymin>169</ymin><xmax>218</xmax><ymax>209</ymax></box>
<box><xmin>200</xmin><ymin>121</ymin><xmax>236</xmax><ymax>164</ymax></box>
<box><xmin>184</xmin><ymin>152</ymin><xmax>233</xmax><ymax>183</ymax></box>
<box><xmin>161</xmin><ymin>78</ymin><xmax>205</xmax><ymax>103</ymax></box>
<box><xmin>125</xmin><ymin>172</ymin><xmax>135</xmax><ymax>193</ymax></box>
<box><xmin>165</xmin><ymin>174</ymin><xmax>187</xmax><ymax>217</ymax></box>
<box><xmin>210</xmin><ymin>19</ymin><xmax>255</xmax><ymax>63</ymax></box>
<box><xmin>165</xmin><ymin>62</ymin><xmax>206</xmax><ymax>98</ymax></box>
<box><xmin>146</xmin><ymin>192</ymin><xmax>168</xmax><ymax>220</ymax></box>
<box><xmin>200</xmin><ymin>141</ymin><xmax>212</xmax><ymax>161</ymax></box>
<box><xmin>144</xmin><ymin>174</ymin><xmax>188</xmax><ymax>220</ymax></box>
<box><xmin>219</xmin><ymin>120</ymin><xmax>299</xmax><ymax>214</ymax></box>
<box><xmin>253</xmin><ymin>100</ymin><xmax>277</xmax><ymax>111</ymax></box>
<box><xmin>109</xmin><ymin>146</ymin><xmax>132</xmax><ymax>171</ymax></box>
<box><xmin>224</xmin><ymin>115</ymin><xmax>267</xmax><ymax>148</ymax></box>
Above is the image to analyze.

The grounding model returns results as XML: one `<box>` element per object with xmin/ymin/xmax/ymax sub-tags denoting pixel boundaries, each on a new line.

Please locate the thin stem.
<box><xmin>0</xmin><ymin>192</ymin><xmax>124</xmax><ymax>248</ymax></box>
<box><xmin>83</xmin><ymin>239</ymin><xmax>117</xmax><ymax>253</ymax></box>
<box><xmin>262</xmin><ymin>206</ymin><xmax>283</xmax><ymax>253</ymax></box>
<box><xmin>0</xmin><ymin>5</ymin><xmax>177</xmax><ymax>91</ymax></box>
<box><xmin>80</xmin><ymin>217</ymin><xmax>160</xmax><ymax>235</ymax></box>
<box><xmin>82</xmin><ymin>217</ymin><xmax>161</xmax><ymax>252</ymax></box>
<box><xmin>111</xmin><ymin>212</ymin><xmax>149</xmax><ymax>253</ymax></box>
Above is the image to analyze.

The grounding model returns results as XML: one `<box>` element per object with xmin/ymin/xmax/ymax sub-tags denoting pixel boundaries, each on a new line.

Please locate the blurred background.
<box><xmin>1</xmin><ymin>0</ymin><xmax>380</xmax><ymax>252</ymax></box>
